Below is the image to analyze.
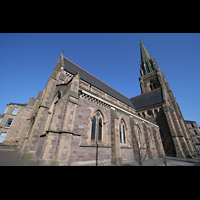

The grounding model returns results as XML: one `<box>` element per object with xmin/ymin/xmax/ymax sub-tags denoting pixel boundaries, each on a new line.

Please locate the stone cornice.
<box><xmin>42</xmin><ymin>130</ymin><xmax>81</xmax><ymax>136</ymax></box>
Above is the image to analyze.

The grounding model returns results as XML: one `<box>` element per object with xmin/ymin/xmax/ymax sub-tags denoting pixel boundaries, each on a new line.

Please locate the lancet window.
<box><xmin>119</xmin><ymin>119</ymin><xmax>126</xmax><ymax>144</ymax></box>
<box><xmin>91</xmin><ymin>111</ymin><xmax>103</xmax><ymax>143</ymax></box>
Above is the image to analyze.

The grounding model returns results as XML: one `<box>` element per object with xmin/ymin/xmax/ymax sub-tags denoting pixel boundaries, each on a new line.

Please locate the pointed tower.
<box><xmin>140</xmin><ymin>39</ymin><xmax>159</xmax><ymax>76</ymax></box>
<box><xmin>135</xmin><ymin>40</ymin><xmax>199</xmax><ymax>158</ymax></box>
<box><xmin>139</xmin><ymin>40</ymin><xmax>160</xmax><ymax>94</ymax></box>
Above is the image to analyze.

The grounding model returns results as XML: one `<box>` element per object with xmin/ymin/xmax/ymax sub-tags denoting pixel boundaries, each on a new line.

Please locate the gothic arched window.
<box><xmin>91</xmin><ymin>111</ymin><xmax>103</xmax><ymax>143</ymax></box>
<box><xmin>147</xmin><ymin>110</ymin><xmax>153</xmax><ymax>116</ymax></box>
<box><xmin>119</xmin><ymin>119</ymin><xmax>126</xmax><ymax>144</ymax></box>
<box><xmin>154</xmin><ymin>109</ymin><xmax>158</xmax><ymax>115</ymax></box>
<box><xmin>149</xmin><ymin>80</ymin><xmax>157</xmax><ymax>91</ymax></box>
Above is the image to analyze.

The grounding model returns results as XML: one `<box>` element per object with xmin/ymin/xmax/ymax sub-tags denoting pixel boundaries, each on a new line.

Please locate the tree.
<box><xmin>131</xmin><ymin>126</ymin><xmax>151</xmax><ymax>166</ymax></box>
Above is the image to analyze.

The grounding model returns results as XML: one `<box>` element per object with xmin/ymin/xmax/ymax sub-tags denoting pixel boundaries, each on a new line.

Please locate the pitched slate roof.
<box><xmin>185</xmin><ymin>120</ymin><xmax>197</xmax><ymax>123</ymax></box>
<box><xmin>63</xmin><ymin>56</ymin><xmax>134</xmax><ymax>108</ymax></box>
<box><xmin>130</xmin><ymin>87</ymin><xmax>163</xmax><ymax>109</ymax></box>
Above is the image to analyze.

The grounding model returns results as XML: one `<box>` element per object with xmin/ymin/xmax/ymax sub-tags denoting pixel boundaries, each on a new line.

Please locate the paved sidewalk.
<box><xmin>0</xmin><ymin>149</ymin><xmax>38</xmax><ymax>166</ymax></box>
<box><xmin>123</xmin><ymin>156</ymin><xmax>200</xmax><ymax>166</ymax></box>
<box><xmin>0</xmin><ymin>149</ymin><xmax>199</xmax><ymax>166</ymax></box>
<box><xmin>164</xmin><ymin>156</ymin><xmax>200</xmax><ymax>166</ymax></box>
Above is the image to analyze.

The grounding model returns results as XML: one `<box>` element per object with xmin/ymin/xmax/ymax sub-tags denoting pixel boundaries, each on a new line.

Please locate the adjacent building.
<box><xmin>0</xmin><ymin>97</ymin><xmax>35</xmax><ymax>146</ymax></box>
<box><xmin>185</xmin><ymin>120</ymin><xmax>200</xmax><ymax>153</ymax></box>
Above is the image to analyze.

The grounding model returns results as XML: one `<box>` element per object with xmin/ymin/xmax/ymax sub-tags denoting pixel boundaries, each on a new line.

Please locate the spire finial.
<box><xmin>139</xmin><ymin>40</ymin><xmax>158</xmax><ymax>76</ymax></box>
<box><xmin>61</xmin><ymin>50</ymin><xmax>64</xmax><ymax>68</ymax></box>
<box><xmin>140</xmin><ymin>40</ymin><xmax>152</xmax><ymax>63</ymax></box>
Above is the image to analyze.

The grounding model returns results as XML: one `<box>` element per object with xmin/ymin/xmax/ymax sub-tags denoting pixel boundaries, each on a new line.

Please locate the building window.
<box><xmin>154</xmin><ymin>109</ymin><xmax>158</xmax><ymax>116</ymax></box>
<box><xmin>91</xmin><ymin>111</ymin><xmax>103</xmax><ymax>143</ymax></box>
<box><xmin>149</xmin><ymin>80</ymin><xmax>157</xmax><ymax>91</ymax></box>
<box><xmin>197</xmin><ymin>138</ymin><xmax>200</xmax><ymax>143</ymax></box>
<box><xmin>150</xmin><ymin>82</ymin><xmax>155</xmax><ymax>90</ymax></box>
<box><xmin>119</xmin><ymin>120</ymin><xmax>126</xmax><ymax>144</ymax></box>
<box><xmin>191</xmin><ymin>123</ymin><xmax>195</xmax><ymax>128</ymax></box>
<box><xmin>0</xmin><ymin>132</ymin><xmax>7</xmax><ymax>143</ymax></box>
<box><xmin>194</xmin><ymin>130</ymin><xmax>198</xmax><ymax>135</ymax></box>
<box><xmin>11</xmin><ymin>107</ymin><xmax>19</xmax><ymax>115</ymax></box>
<box><xmin>5</xmin><ymin>118</ymin><xmax>13</xmax><ymax>128</ymax></box>
<box><xmin>147</xmin><ymin>110</ymin><xmax>153</xmax><ymax>116</ymax></box>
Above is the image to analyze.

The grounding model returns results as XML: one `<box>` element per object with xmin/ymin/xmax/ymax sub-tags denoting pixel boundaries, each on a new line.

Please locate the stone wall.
<box><xmin>18</xmin><ymin>53</ymin><xmax>165</xmax><ymax>165</ymax></box>
<box><xmin>0</xmin><ymin>103</ymin><xmax>32</xmax><ymax>146</ymax></box>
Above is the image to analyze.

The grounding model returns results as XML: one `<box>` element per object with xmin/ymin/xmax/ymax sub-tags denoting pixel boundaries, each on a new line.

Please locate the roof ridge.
<box><xmin>63</xmin><ymin>56</ymin><xmax>130</xmax><ymax>101</ymax></box>
<box><xmin>130</xmin><ymin>87</ymin><xmax>161</xmax><ymax>99</ymax></box>
<box><xmin>9</xmin><ymin>103</ymin><xmax>28</xmax><ymax>106</ymax></box>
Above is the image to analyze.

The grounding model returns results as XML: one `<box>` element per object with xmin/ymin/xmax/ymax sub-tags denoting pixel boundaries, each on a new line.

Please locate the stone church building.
<box><xmin>0</xmin><ymin>40</ymin><xmax>198</xmax><ymax>165</ymax></box>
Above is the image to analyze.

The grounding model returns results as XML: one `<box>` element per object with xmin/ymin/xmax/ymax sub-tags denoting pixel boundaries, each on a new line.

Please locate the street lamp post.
<box><xmin>96</xmin><ymin>139</ymin><xmax>98</xmax><ymax>166</ymax></box>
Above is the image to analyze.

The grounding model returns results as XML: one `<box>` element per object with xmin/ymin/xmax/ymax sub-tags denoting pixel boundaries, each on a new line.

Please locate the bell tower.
<box><xmin>137</xmin><ymin>39</ymin><xmax>198</xmax><ymax>158</ymax></box>
<box><xmin>139</xmin><ymin>39</ymin><xmax>161</xmax><ymax>94</ymax></box>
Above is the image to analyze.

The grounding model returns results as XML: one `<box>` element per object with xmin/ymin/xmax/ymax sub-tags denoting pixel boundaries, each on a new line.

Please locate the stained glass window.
<box><xmin>90</xmin><ymin>111</ymin><xmax>104</xmax><ymax>143</ymax></box>
<box><xmin>123</xmin><ymin>125</ymin><xmax>126</xmax><ymax>143</ymax></box>
<box><xmin>96</xmin><ymin>112</ymin><xmax>100</xmax><ymax>118</ymax></box>
<box><xmin>119</xmin><ymin>124</ymin><xmax>122</xmax><ymax>143</ymax></box>
<box><xmin>98</xmin><ymin>118</ymin><xmax>102</xmax><ymax>141</ymax></box>
<box><xmin>91</xmin><ymin>116</ymin><xmax>96</xmax><ymax>141</ymax></box>
<box><xmin>119</xmin><ymin>120</ymin><xmax>126</xmax><ymax>144</ymax></box>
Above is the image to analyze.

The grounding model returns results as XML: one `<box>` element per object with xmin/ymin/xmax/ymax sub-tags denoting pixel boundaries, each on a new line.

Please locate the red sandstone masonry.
<box><xmin>18</xmin><ymin>53</ymin><xmax>167</xmax><ymax>165</ymax></box>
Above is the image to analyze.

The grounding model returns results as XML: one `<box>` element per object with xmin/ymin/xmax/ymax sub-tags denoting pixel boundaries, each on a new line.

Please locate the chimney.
<box><xmin>27</xmin><ymin>97</ymin><xmax>35</xmax><ymax>107</ymax></box>
<box><xmin>36</xmin><ymin>91</ymin><xmax>43</xmax><ymax>100</ymax></box>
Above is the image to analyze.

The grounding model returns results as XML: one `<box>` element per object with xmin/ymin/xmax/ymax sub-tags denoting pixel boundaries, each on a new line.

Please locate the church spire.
<box><xmin>140</xmin><ymin>39</ymin><xmax>151</xmax><ymax>65</ymax></box>
<box><xmin>139</xmin><ymin>39</ymin><xmax>159</xmax><ymax>77</ymax></box>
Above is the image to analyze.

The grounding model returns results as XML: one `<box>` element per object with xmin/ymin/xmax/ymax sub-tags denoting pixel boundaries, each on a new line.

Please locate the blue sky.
<box><xmin>0</xmin><ymin>33</ymin><xmax>199</xmax><ymax>125</ymax></box>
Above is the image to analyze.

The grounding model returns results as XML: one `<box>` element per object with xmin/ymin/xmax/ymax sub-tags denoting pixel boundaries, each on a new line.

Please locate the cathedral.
<box><xmin>0</xmin><ymin>40</ymin><xmax>198</xmax><ymax>165</ymax></box>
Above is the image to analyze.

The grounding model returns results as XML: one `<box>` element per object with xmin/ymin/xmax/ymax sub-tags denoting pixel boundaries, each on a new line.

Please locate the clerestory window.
<box><xmin>147</xmin><ymin>110</ymin><xmax>153</xmax><ymax>116</ymax></box>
